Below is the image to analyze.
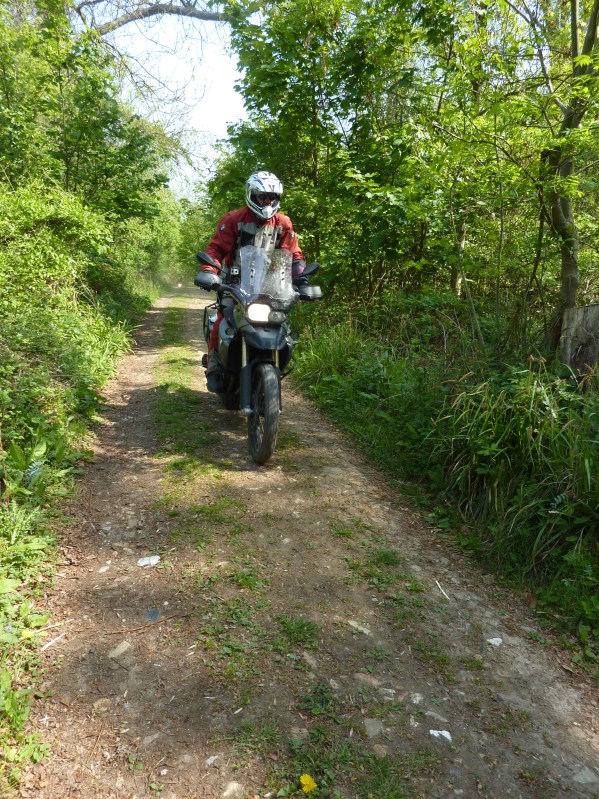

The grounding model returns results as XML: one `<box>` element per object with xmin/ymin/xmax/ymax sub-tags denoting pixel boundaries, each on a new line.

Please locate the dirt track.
<box><xmin>22</xmin><ymin>289</ymin><xmax>599</xmax><ymax>799</ymax></box>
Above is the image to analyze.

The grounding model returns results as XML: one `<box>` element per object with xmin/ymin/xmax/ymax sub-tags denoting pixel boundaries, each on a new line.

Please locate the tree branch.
<box><xmin>92</xmin><ymin>3</ymin><xmax>223</xmax><ymax>36</ymax></box>
<box><xmin>503</xmin><ymin>0</ymin><xmax>570</xmax><ymax>114</ymax></box>
<box><xmin>571</xmin><ymin>0</ymin><xmax>579</xmax><ymax>62</ymax></box>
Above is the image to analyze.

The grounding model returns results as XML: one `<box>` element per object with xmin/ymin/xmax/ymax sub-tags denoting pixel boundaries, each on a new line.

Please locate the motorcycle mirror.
<box><xmin>303</xmin><ymin>262</ymin><xmax>320</xmax><ymax>276</ymax></box>
<box><xmin>196</xmin><ymin>251</ymin><xmax>222</xmax><ymax>272</ymax></box>
<box><xmin>298</xmin><ymin>285</ymin><xmax>323</xmax><ymax>301</ymax></box>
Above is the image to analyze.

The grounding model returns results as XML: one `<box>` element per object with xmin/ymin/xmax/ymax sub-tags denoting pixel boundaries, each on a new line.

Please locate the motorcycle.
<box><xmin>194</xmin><ymin>245</ymin><xmax>322</xmax><ymax>465</ymax></box>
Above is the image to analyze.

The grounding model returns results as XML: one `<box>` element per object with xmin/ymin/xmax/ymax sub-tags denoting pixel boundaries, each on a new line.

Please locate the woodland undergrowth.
<box><xmin>0</xmin><ymin>183</ymin><xmax>181</xmax><ymax>789</ymax></box>
<box><xmin>292</xmin><ymin>295</ymin><xmax>599</xmax><ymax>679</ymax></box>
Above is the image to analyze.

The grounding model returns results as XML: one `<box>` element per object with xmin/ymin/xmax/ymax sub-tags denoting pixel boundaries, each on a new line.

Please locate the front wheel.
<box><xmin>248</xmin><ymin>363</ymin><xmax>280</xmax><ymax>465</ymax></box>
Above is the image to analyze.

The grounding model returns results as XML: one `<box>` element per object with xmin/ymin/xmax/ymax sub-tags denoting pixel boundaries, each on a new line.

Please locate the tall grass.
<box><xmin>294</xmin><ymin>322</ymin><xmax>599</xmax><ymax>659</ymax></box>
<box><xmin>431</xmin><ymin>361</ymin><xmax>599</xmax><ymax>642</ymax></box>
<box><xmin>294</xmin><ymin>322</ymin><xmax>447</xmax><ymax>478</ymax></box>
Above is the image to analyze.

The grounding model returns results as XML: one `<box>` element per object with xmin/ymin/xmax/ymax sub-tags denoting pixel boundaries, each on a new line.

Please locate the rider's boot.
<box><xmin>205</xmin><ymin>350</ymin><xmax>223</xmax><ymax>393</ymax></box>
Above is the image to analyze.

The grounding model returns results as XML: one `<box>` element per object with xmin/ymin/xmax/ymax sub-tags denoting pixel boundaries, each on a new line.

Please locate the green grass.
<box><xmin>190</xmin><ymin>496</ymin><xmax>243</xmax><ymax>524</ymax></box>
<box><xmin>278</xmin><ymin>615</ymin><xmax>321</xmax><ymax>649</ymax></box>
<box><xmin>229</xmin><ymin>568</ymin><xmax>270</xmax><ymax>590</ymax></box>
<box><xmin>213</xmin><ymin>711</ymin><xmax>440</xmax><ymax>799</ymax></box>
<box><xmin>414</xmin><ymin>639</ymin><xmax>457</xmax><ymax>684</ymax></box>
<box><xmin>346</xmin><ymin>546</ymin><xmax>407</xmax><ymax>591</ymax></box>
<box><xmin>330</xmin><ymin>522</ymin><xmax>354</xmax><ymax>539</ymax></box>
<box><xmin>353</xmin><ymin>749</ymin><xmax>441</xmax><ymax>798</ymax></box>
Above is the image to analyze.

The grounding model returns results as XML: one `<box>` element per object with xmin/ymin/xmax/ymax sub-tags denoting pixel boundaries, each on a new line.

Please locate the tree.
<box><xmin>0</xmin><ymin>0</ymin><xmax>175</xmax><ymax>219</ymax></box>
<box><xmin>526</xmin><ymin>0</ymin><xmax>599</xmax><ymax>350</ymax></box>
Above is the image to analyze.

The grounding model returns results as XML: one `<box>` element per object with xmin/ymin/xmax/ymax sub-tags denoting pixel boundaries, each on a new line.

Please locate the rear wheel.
<box><xmin>248</xmin><ymin>363</ymin><xmax>280</xmax><ymax>465</ymax></box>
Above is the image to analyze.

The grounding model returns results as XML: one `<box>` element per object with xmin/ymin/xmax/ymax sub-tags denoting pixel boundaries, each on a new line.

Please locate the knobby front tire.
<box><xmin>248</xmin><ymin>363</ymin><xmax>280</xmax><ymax>465</ymax></box>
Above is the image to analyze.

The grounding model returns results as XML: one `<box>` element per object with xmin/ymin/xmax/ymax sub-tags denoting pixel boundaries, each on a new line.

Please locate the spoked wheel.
<box><xmin>248</xmin><ymin>363</ymin><xmax>280</xmax><ymax>465</ymax></box>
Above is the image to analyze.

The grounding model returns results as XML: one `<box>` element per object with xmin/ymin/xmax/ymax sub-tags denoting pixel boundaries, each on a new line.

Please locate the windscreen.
<box><xmin>237</xmin><ymin>245</ymin><xmax>296</xmax><ymax>305</ymax></box>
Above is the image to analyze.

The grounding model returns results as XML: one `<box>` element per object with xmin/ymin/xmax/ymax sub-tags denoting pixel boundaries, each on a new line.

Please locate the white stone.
<box><xmin>347</xmin><ymin>620</ymin><xmax>371</xmax><ymax>635</ymax></box>
<box><xmin>573</xmin><ymin>766</ymin><xmax>599</xmax><ymax>785</ymax></box>
<box><xmin>137</xmin><ymin>555</ymin><xmax>160</xmax><ymax>567</ymax></box>
<box><xmin>222</xmin><ymin>782</ymin><xmax>244</xmax><ymax>798</ymax></box>
<box><xmin>364</xmin><ymin>718</ymin><xmax>384</xmax><ymax>738</ymax></box>
<box><xmin>108</xmin><ymin>641</ymin><xmax>131</xmax><ymax>659</ymax></box>
<box><xmin>430</xmin><ymin>729</ymin><xmax>452</xmax><ymax>742</ymax></box>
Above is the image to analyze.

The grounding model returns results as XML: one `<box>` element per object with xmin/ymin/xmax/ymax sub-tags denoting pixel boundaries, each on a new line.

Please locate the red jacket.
<box><xmin>203</xmin><ymin>207</ymin><xmax>305</xmax><ymax>278</ymax></box>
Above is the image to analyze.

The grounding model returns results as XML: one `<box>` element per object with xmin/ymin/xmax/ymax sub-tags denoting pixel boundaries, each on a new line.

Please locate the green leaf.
<box><xmin>0</xmin><ymin>578</ymin><xmax>20</xmax><ymax>595</ymax></box>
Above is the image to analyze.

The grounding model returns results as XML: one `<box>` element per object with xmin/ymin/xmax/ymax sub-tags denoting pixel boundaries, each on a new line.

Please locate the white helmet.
<box><xmin>246</xmin><ymin>171</ymin><xmax>283</xmax><ymax>220</ymax></box>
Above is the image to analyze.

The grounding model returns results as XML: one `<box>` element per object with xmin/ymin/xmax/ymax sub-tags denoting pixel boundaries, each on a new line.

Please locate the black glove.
<box><xmin>292</xmin><ymin>260</ymin><xmax>307</xmax><ymax>287</ymax></box>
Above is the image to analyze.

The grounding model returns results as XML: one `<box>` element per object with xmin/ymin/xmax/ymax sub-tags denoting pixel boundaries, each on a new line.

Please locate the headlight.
<box><xmin>247</xmin><ymin>303</ymin><xmax>271</xmax><ymax>322</ymax></box>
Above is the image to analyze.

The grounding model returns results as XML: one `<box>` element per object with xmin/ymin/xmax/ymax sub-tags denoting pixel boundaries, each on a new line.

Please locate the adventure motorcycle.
<box><xmin>194</xmin><ymin>245</ymin><xmax>322</xmax><ymax>465</ymax></box>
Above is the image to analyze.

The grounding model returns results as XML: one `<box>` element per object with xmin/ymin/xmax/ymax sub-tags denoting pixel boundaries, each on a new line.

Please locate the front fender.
<box><xmin>243</xmin><ymin>326</ymin><xmax>288</xmax><ymax>351</ymax></box>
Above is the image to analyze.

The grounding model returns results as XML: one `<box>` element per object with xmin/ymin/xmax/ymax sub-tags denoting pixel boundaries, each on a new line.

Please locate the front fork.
<box><xmin>239</xmin><ymin>339</ymin><xmax>280</xmax><ymax>416</ymax></box>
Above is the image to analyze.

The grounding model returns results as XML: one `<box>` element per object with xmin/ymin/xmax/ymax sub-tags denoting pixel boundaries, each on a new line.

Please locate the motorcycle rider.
<box><xmin>199</xmin><ymin>171</ymin><xmax>307</xmax><ymax>393</ymax></box>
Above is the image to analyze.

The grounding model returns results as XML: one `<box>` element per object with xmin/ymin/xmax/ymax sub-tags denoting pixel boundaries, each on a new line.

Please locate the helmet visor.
<box><xmin>254</xmin><ymin>192</ymin><xmax>280</xmax><ymax>204</ymax></box>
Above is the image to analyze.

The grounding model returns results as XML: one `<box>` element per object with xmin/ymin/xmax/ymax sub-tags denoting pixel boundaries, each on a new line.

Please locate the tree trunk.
<box><xmin>451</xmin><ymin>217</ymin><xmax>465</xmax><ymax>296</ymax></box>
<box><xmin>559</xmin><ymin>303</ymin><xmax>599</xmax><ymax>383</ymax></box>
<box><xmin>541</xmin><ymin>149</ymin><xmax>580</xmax><ymax>351</ymax></box>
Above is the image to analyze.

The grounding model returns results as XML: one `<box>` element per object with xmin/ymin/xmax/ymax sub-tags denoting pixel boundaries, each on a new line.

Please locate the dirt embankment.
<box><xmin>21</xmin><ymin>290</ymin><xmax>599</xmax><ymax>799</ymax></box>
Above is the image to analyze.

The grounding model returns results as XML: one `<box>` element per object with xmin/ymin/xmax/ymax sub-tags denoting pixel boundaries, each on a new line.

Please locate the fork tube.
<box><xmin>240</xmin><ymin>338</ymin><xmax>252</xmax><ymax>415</ymax></box>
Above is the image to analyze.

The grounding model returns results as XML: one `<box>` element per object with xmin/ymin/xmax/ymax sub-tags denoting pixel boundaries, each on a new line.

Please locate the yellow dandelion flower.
<box><xmin>300</xmin><ymin>774</ymin><xmax>317</xmax><ymax>794</ymax></box>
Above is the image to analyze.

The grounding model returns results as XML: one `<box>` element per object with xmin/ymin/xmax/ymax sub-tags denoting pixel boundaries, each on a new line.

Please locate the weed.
<box><xmin>169</xmin><ymin>524</ymin><xmax>213</xmax><ymax>550</ymax></box>
<box><xmin>233</xmin><ymin>720</ymin><xmax>281</xmax><ymax>754</ymax></box>
<box><xmin>127</xmin><ymin>754</ymin><xmax>143</xmax><ymax>771</ymax></box>
<box><xmin>367</xmin><ymin>700</ymin><xmax>407</xmax><ymax>719</ymax></box>
<box><xmin>190</xmin><ymin>496</ymin><xmax>243</xmax><ymax>525</ymax></box>
<box><xmin>465</xmin><ymin>697</ymin><xmax>483</xmax><ymax>714</ymax></box>
<box><xmin>460</xmin><ymin>655</ymin><xmax>485</xmax><ymax>671</ymax></box>
<box><xmin>330</xmin><ymin>523</ymin><xmax>354</xmax><ymax>539</ymax></box>
<box><xmin>484</xmin><ymin>707</ymin><xmax>532</xmax><ymax>737</ymax></box>
<box><xmin>415</xmin><ymin>640</ymin><xmax>457</xmax><ymax>684</ymax></box>
<box><xmin>298</xmin><ymin>682</ymin><xmax>339</xmax><ymax>720</ymax></box>
<box><xmin>369</xmin><ymin>548</ymin><xmax>403</xmax><ymax>568</ymax></box>
<box><xmin>278</xmin><ymin>616</ymin><xmax>321</xmax><ymax>649</ymax></box>
<box><xmin>353</xmin><ymin>749</ymin><xmax>440</xmax><ymax>798</ymax></box>
<box><xmin>406</xmin><ymin>580</ymin><xmax>426</xmax><ymax>592</ymax></box>
<box><xmin>366</xmin><ymin>645</ymin><xmax>389</xmax><ymax>662</ymax></box>
<box><xmin>228</xmin><ymin>522</ymin><xmax>254</xmax><ymax>539</ymax></box>
<box><xmin>229</xmin><ymin>569</ymin><xmax>270</xmax><ymax>591</ymax></box>
<box><xmin>345</xmin><ymin>546</ymin><xmax>405</xmax><ymax>590</ymax></box>
<box><xmin>154</xmin><ymin>380</ymin><xmax>215</xmax><ymax>454</ymax></box>
<box><xmin>276</xmin><ymin>430</ymin><xmax>301</xmax><ymax>450</ymax></box>
<box><xmin>164</xmin><ymin>456</ymin><xmax>221</xmax><ymax>479</ymax></box>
